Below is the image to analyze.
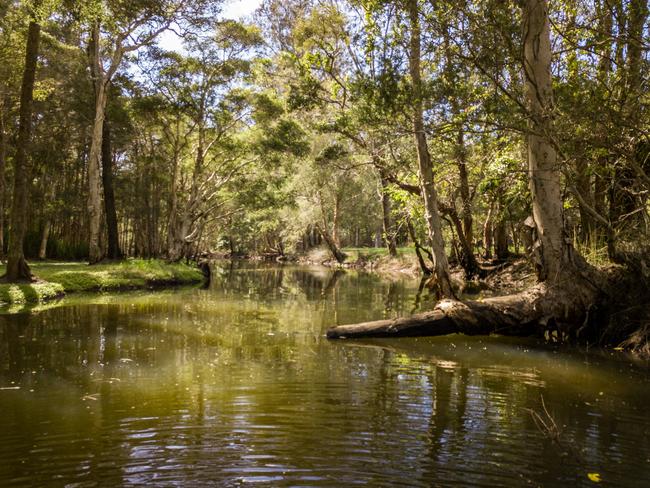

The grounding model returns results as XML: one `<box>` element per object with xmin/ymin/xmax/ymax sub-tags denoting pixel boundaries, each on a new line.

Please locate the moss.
<box><xmin>0</xmin><ymin>259</ymin><xmax>204</xmax><ymax>306</ymax></box>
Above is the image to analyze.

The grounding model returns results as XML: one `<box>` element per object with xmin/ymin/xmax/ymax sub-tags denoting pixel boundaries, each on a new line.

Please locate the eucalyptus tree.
<box><xmin>0</xmin><ymin>4</ymin><xmax>24</xmax><ymax>261</ymax></box>
<box><xmin>0</xmin><ymin>4</ymin><xmax>20</xmax><ymax>262</ymax></box>
<box><xmin>405</xmin><ymin>0</ymin><xmax>455</xmax><ymax>295</ymax></box>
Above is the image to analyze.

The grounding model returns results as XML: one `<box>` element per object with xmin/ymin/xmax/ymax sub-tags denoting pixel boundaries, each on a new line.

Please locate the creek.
<box><xmin>0</xmin><ymin>262</ymin><xmax>648</xmax><ymax>487</ymax></box>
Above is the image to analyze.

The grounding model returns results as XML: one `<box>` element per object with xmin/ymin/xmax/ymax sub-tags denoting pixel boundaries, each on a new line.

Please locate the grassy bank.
<box><xmin>0</xmin><ymin>259</ymin><xmax>204</xmax><ymax>305</ymax></box>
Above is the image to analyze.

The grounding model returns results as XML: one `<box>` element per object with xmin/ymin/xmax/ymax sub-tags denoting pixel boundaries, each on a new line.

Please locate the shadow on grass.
<box><xmin>0</xmin><ymin>282</ymin><xmax>65</xmax><ymax>308</ymax></box>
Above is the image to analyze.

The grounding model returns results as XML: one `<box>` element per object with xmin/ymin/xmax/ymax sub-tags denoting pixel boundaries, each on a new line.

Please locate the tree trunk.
<box><xmin>406</xmin><ymin>215</ymin><xmax>432</xmax><ymax>275</ymax></box>
<box><xmin>0</xmin><ymin>99</ymin><xmax>7</xmax><ymax>261</ymax></box>
<box><xmin>493</xmin><ymin>199</ymin><xmax>509</xmax><ymax>260</ymax></box>
<box><xmin>591</xmin><ymin>0</ymin><xmax>612</xmax><ymax>244</ymax></box>
<box><xmin>575</xmin><ymin>159</ymin><xmax>594</xmax><ymax>242</ymax></box>
<box><xmin>87</xmin><ymin>82</ymin><xmax>107</xmax><ymax>264</ymax></box>
<box><xmin>168</xmin><ymin>121</ymin><xmax>205</xmax><ymax>262</ymax></box>
<box><xmin>483</xmin><ymin>201</ymin><xmax>494</xmax><ymax>259</ymax></box>
<box><xmin>167</xmin><ymin>148</ymin><xmax>180</xmax><ymax>259</ymax></box>
<box><xmin>5</xmin><ymin>16</ymin><xmax>40</xmax><ymax>282</ymax></box>
<box><xmin>102</xmin><ymin>116</ymin><xmax>122</xmax><ymax>260</ymax></box>
<box><xmin>494</xmin><ymin>218</ymin><xmax>509</xmax><ymax>260</ymax></box>
<box><xmin>624</xmin><ymin>0</ymin><xmax>647</xmax><ymax>119</ymax></box>
<box><xmin>456</xmin><ymin>129</ymin><xmax>473</xmax><ymax>249</ymax></box>
<box><xmin>327</xmin><ymin>282</ymin><xmax>598</xmax><ymax>340</ymax></box>
<box><xmin>87</xmin><ymin>22</ymin><xmax>108</xmax><ymax>264</ymax></box>
<box><xmin>38</xmin><ymin>220</ymin><xmax>50</xmax><ymax>260</ymax></box>
<box><xmin>379</xmin><ymin>170</ymin><xmax>397</xmax><ymax>257</ymax></box>
<box><xmin>442</xmin><ymin>202</ymin><xmax>482</xmax><ymax>277</ymax></box>
<box><xmin>523</xmin><ymin>0</ymin><xmax>568</xmax><ymax>282</ymax></box>
<box><xmin>408</xmin><ymin>0</ymin><xmax>454</xmax><ymax>297</ymax></box>
<box><xmin>168</xmin><ymin>214</ymin><xmax>191</xmax><ymax>262</ymax></box>
<box><xmin>317</xmin><ymin>224</ymin><xmax>346</xmax><ymax>264</ymax></box>
<box><xmin>332</xmin><ymin>193</ymin><xmax>341</xmax><ymax>247</ymax></box>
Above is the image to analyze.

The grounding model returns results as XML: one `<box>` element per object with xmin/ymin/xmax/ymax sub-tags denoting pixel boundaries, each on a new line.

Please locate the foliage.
<box><xmin>0</xmin><ymin>0</ymin><xmax>647</xmax><ymax>272</ymax></box>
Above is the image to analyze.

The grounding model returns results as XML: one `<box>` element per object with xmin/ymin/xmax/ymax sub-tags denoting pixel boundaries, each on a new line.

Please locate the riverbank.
<box><xmin>295</xmin><ymin>246</ymin><xmax>422</xmax><ymax>276</ymax></box>
<box><xmin>294</xmin><ymin>247</ymin><xmax>537</xmax><ymax>295</ymax></box>
<box><xmin>0</xmin><ymin>260</ymin><xmax>204</xmax><ymax>305</ymax></box>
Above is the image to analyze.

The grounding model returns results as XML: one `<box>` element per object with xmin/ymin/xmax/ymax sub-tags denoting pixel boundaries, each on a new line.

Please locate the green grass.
<box><xmin>0</xmin><ymin>259</ymin><xmax>204</xmax><ymax>305</ymax></box>
<box><xmin>0</xmin><ymin>281</ymin><xmax>65</xmax><ymax>305</ymax></box>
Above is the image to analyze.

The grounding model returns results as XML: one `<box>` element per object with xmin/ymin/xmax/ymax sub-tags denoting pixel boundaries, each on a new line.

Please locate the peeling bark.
<box><xmin>87</xmin><ymin>21</ymin><xmax>108</xmax><ymax>264</ymax></box>
<box><xmin>523</xmin><ymin>0</ymin><xmax>567</xmax><ymax>282</ymax></box>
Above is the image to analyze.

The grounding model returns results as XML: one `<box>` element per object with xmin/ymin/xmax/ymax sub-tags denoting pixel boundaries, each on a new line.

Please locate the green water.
<box><xmin>0</xmin><ymin>262</ymin><xmax>648</xmax><ymax>487</ymax></box>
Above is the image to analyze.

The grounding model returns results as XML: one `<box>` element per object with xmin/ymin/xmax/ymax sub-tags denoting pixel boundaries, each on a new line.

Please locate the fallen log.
<box><xmin>327</xmin><ymin>282</ymin><xmax>599</xmax><ymax>340</ymax></box>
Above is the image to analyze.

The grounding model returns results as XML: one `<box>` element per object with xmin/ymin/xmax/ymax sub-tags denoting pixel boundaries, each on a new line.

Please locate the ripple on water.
<box><xmin>0</xmin><ymin>265</ymin><xmax>649</xmax><ymax>487</ymax></box>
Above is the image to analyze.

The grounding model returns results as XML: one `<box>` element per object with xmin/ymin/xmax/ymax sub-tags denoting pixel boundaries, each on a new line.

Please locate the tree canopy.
<box><xmin>0</xmin><ymin>0</ymin><xmax>647</xmax><ymax>280</ymax></box>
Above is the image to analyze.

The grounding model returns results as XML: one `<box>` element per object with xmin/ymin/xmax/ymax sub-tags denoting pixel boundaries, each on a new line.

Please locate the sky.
<box><xmin>157</xmin><ymin>0</ymin><xmax>264</xmax><ymax>52</ymax></box>
<box><xmin>222</xmin><ymin>0</ymin><xmax>263</xmax><ymax>19</ymax></box>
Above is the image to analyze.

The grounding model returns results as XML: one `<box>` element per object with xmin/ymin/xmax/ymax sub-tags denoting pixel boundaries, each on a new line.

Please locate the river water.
<box><xmin>0</xmin><ymin>262</ymin><xmax>648</xmax><ymax>487</ymax></box>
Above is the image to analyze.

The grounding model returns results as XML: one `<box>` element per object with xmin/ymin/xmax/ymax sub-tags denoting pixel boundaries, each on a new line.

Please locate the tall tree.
<box><xmin>407</xmin><ymin>0</ymin><xmax>454</xmax><ymax>297</ymax></box>
<box><xmin>0</xmin><ymin>98</ymin><xmax>7</xmax><ymax>261</ymax></box>
<box><xmin>522</xmin><ymin>0</ymin><xmax>565</xmax><ymax>281</ymax></box>
<box><xmin>5</xmin><ymin>2</ymin><xmax>41</xmax><ymax>281</ymax></box>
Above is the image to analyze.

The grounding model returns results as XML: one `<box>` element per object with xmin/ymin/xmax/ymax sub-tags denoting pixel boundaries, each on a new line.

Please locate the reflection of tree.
<box><xmin>411</xmin><ymin>276</ymin><xmax>427</xmax><ymax>314</ymax></box>
<box><xmin>320</xmin><ymin>269</ymin><xmax>344</xmax><ymax>298</ymax></box>
<box><xmin>424</xmin><ymin>366</ymin><xmax>469</xmax><ymax>470</ymax></box>
<box><xmin>1</xmin><ymin>266</ymin><xmax>647</xmax><ymax>486</ymax></box>
<box><xmin>0</xmin><ymin>313</ymin><xmax>30</xmax><ymax>382</ymax></box>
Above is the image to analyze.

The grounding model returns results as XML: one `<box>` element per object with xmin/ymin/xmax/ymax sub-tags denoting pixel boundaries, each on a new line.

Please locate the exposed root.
<box><xmin>619</xmin><ymin>322</ymin><xmax>650</xmax><ymax>357</ymax></box>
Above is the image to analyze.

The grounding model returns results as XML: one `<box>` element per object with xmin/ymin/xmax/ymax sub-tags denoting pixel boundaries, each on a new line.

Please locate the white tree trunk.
<box><xmin>523</xmin><ymin>0</ymin><xmax>565</xmax><ymax>282</ymax></box>
<box><xmin>39</xmin><ymin>217</ymin><xmax>51</xmax><ymax>260</ymax></box>
<box><xmin>408</xmin><ymin>0</ymin><xmax>454</xmax><ymax>297</ymax></box>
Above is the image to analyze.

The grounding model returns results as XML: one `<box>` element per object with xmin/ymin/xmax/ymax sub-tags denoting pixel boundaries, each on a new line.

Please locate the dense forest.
<box><xmin>0</xmin><ymin>1</ymin><xmax>648</xmax><ymax>346</ymax></box>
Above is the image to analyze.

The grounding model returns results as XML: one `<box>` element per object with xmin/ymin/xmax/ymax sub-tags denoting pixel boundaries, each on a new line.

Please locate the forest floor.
<box><xmin>0</xmin><ymin>260</ymin><xmax>204</xmax><ymax>305</ymax></box>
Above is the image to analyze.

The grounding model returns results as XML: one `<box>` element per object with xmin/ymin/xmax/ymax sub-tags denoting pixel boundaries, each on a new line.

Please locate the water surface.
<box><xmin>0</xmin><ymin>262</ymin><xmax>649</xmax><ymax>487</ymax></box>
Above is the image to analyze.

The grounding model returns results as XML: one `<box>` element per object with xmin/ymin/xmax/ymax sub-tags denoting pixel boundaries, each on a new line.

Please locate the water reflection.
<box><xmin>0</xmin><ymin>262</ymin><xmax>648</xmax><ymax>487</ymax></box>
